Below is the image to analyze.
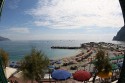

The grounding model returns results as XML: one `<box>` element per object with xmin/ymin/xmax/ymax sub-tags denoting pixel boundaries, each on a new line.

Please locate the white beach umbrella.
<box><xmin>13</xmin><ymin>71</ymin><xmax>23</xmax><ymax>79</ymax></box>
<box><xmin>5</xmin><ymin>67</ymin><xmax>17</xmax><ymax>79</ymax></box>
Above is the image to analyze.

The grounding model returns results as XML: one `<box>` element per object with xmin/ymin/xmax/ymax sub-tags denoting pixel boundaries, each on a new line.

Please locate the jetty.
<box><xmin>51</xmin><ymin>46</ymin><xmax>81</xmax><ymax>49</ymax></box>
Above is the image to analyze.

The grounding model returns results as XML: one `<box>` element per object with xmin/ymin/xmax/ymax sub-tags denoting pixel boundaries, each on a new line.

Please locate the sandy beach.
<box><xmin>49</xmin><ymin>42</ymin><xmax>124</xmax><ymax>81</ymax></box>
<box><xmin>7</xmin><ymin>42</ymin><xmax>125</xmax><ymax>83</ymax></box>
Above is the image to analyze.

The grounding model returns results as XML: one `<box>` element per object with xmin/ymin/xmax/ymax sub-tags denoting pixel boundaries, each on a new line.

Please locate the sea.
<box><xmin>0</xmin><ymin>40</ymin><xmax>124</xmax><ymax>61</ymax></box>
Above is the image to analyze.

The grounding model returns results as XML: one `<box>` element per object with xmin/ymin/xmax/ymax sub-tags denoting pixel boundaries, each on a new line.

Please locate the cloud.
<box><xmin>27</xmin><ymin>0</ymin><xmax>124</xmax><ymax>29</ymax></box>
<box><xmin>7</xmin><ymin>0</ymin><xmax>21</xmax><ymax>9</ymax></box>
<box><xmin>9</xmin><ymin>27</ymin><xmax>30</xmax><ymax>33</ymax></box>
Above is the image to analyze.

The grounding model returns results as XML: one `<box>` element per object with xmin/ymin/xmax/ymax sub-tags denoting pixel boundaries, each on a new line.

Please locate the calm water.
<box><xmin>0</xmin><ymin>40</ymin><xmax>84</xmax><ymax>61</ymax></box>
<box><xmin>0</xmin><ymin>40</ymin><xmax>124</xmax><ymax>61</ymax></box>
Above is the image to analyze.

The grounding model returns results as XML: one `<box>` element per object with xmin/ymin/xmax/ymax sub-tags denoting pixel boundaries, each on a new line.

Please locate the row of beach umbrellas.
<box><xmin>49</xmin><ymin>60</ymin><xmax>123</xmax><ymax>81</ymax></box>
<box><xmin>110</xmin><ymin>55</ymin><xmax>124</xmax><ymax>61</ymax></box>
<box><xmin>51</xmin><ymin>69</ymin><xmax>91</xmax><ymax>82</ymax></box>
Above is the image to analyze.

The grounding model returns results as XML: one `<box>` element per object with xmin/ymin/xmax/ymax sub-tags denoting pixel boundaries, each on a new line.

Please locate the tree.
<box><xmin>0</xmin><ymin>48</ymin><xmax>8</xmax><ymax>83</ymax></box>
<box><xmin>19</xmin><ymin>48</ymin><xmax>50</xmax><ymax>83</ymax></box>
<box><xmin>92</xmin><ymin>50</ymin><xmax>112</xmax><ymax>83</ymax></box>
<box><xmin>95</xmin><ymin>50</ymin><xmax>111</xmax><ymax>73</ymax></box>
<box><xmin>0</xmin><ymin>1</ymin><xmax>9</xmax><ymax>83</ymax></box>
<box><xmin>0</xmin><ymin>48</ymin><xmax>9</xmax><ymax>68</ymax></box>
<box><xmin>0</xmin><ymin>0</ymin><xmax>5</xmax><ymax>16</ymax></box>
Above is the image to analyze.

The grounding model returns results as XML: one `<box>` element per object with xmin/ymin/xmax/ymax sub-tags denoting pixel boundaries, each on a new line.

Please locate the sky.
<box><xmin>0</xmin><ymin>0</ymin><xmax>124</xmax><ymax>41</ymax></box>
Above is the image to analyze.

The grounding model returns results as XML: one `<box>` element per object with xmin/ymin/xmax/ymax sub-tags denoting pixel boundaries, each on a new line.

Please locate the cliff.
<box><xmin>0</xmin><ymin>36</ymin><xmax>10</xmax><ymax>41</ymax></box>
<box><xmin>113</xmin><ymin>26</ymin><xmax>125</xmax><ymax>41</ymax></box>
<box><xmin>113</xmin><ymin>0</ymin><xmax>125</xmax><ymax>41</ymax></box>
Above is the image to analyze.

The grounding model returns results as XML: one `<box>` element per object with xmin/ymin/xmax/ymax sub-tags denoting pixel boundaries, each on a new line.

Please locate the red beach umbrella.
<box><xmin>73</xmin><ymin>70</ymin><xmax>91</xmax><ymax>82</ymax></box>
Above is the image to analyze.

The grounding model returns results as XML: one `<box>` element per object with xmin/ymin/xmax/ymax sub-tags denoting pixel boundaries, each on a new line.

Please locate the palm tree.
<box><xmin>92</xmin><ymin>50</ymin><xmax>112</xmax><ymax>83</ymax></box>
<box><xmin>19</xmin><ymin>48</ymin><xmax>50</xmax><ymax>83</ymax></box>
<box><xmin>0</xmin><ymin>0</ymin><xmax>5</xmax><ymax>16</ymax></box>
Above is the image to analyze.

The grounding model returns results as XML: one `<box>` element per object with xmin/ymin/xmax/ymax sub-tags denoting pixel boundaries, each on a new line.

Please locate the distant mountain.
<box><xmin>113</xmin><ymin>0</ymin><xmax>125</xmax><ymax>41</ymax></box>
<box><xmin>0</xmin><ymin>36</ymin><xmax>10</xmax><ymax>41</ymax></box>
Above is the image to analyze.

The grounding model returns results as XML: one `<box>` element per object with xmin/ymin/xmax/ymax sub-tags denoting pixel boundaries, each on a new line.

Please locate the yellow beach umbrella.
<box><xmin>97</xmin><ymin>71</ymin><xmax>112</xmax><ymax>78</ymax></box>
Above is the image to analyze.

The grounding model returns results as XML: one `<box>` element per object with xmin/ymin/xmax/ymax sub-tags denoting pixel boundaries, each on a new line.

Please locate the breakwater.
<box><xmin>51</xmin><ymin>46</ymin><xmax>81</xmax><ymax>49</ymax></box>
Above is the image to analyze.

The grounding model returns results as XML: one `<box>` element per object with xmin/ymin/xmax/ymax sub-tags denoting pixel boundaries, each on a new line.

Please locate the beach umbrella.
<box><xmin>112</xmin><ymin>56</ymin><xmax>124</xmax><ymax>60</ymax></box>
<box><xmin>97</xmin><ymin>71</ymin><xmax>112</xmax><ymax>78</ymax></box>
<box><xmin>5</xmin><ymin>67</ymin><xmax>17</xmax><ymax>79</ymax></box>
<box><xmin>50</xmin><ymin>60</ymin><xmax>56</xmax><ymax>65</ymax></box>
<box><xmin>51</xmin><ymin>69</ymin><xmax>71</xmax><ymax>81</ymax></box>
<box><xmin>117</xmin><ymin>62</ymin><xmax>123</xmax><ymax>68</ymax></box>
<box><xmin>56</xmin><ymin>60</ymin><xmax>61</xmax><ymax>64</ymax></box>
<box><xmin>112</xmin><ymin>64</ymin><xmax>118</xmax><ymax>70</ymax></box>
<box><xmin>73</xmin><ymin>70</ymin><xmax>91</xmax><ymax>82</ymax></box>
<box><xmin>48</xmin><ymin>65</ymin><xmax>55</xmax><ymax>69</ymax></box>
<box><xmin>72</xmin><ymin>60</ymin><xmax>78</xmax><ymax>64</ymax></box>
<box><xmin>110</xmin><ymin>56</ymin><xmax>124</xmax><ymax>61</ymax></box>
<box><xmin>110</xmin><ymin>57</ymin><xmax>117</xmax><ymax>60</ymax></box>
<box><xmin>117</xmin><ymin>55</ymin><xmax>124</xmax><ymax>59</ymax></box>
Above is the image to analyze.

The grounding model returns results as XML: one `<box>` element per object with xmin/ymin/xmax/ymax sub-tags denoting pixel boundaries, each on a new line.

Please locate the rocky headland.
<box><xmin>113</xmin><ymin>0</ymin><xmax>125</xmax><ymax>41</ymax></box>
<box><xmin>0</xmin><ymin>36</ymin><xmax>10</xmax><ymax>41</ymax></box>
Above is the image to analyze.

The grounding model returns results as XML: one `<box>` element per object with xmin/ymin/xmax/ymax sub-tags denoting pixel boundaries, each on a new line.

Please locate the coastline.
<box><xmin>50</xmin><ymin>42</ymin><xmax>125</xmax><ymax>73</ymax></box>
<box><xmin>7</xmin><ymin>41</ymin><xmax>125</xmax><ymax>83</ymax></box>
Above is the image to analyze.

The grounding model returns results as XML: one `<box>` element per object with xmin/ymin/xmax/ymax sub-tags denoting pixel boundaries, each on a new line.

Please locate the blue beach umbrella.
<box><xmin>117</xmin><ymin>62</ymin><xmax>123</xmax><ymax>68</ymax></box>
<box><xmin>56</xmin><ymin>60</ymin><xmax>61</xmax><ymax>64</ymax></box>
<box><xmin>51</xmin><ymin>69</ymin><xmax>71</xmax><ymax>80</ymax></box>
<box><xmin>48</xmin><ymin>65</ymin><xmax>55</xmax><ymax>69</ymax></box>
<box><xmin>50</xmin><ymin>60</ymin><xmax>56</xmax><ymax>65</ymax></box>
